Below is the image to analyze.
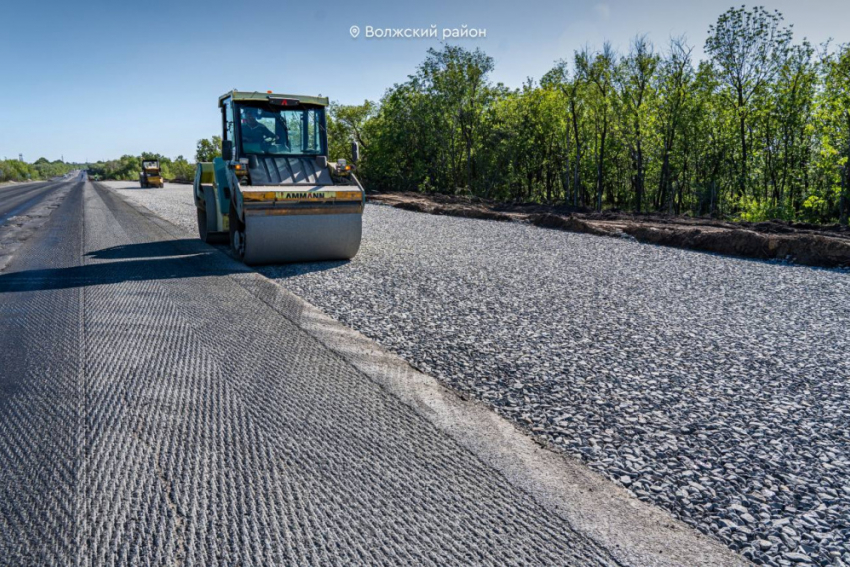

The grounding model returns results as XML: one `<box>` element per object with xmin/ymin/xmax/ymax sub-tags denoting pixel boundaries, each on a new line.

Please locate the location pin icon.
<box><xmin>350</xmin><ymin>25</ymin><xmax>360</xmax><ymax>38</ymax></box>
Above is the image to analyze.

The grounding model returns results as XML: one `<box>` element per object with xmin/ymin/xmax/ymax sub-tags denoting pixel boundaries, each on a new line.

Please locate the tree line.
<box><xmin>10</xmin><ymin>6</ymin><xmax>848</xmax><ymax>225</ymax></box>
<box><xmin>0</xmin><ymin>158</ymin><xmax>76</xmax><ymax>182</ymax></box>
<box><xmin>85</xmin><ymin>137</ymin><xmax>222</xmax><ymax>182</ymax></box>
<box><xmin>87</xmin><ymin>154</ymin><xmax>195</xmax><ymax>183</ymax></box>
<box><xmin>329</xmin><ymin>6</ymin><xmax>850</xmax><ymax>224</ymax></box>
<box><xmin>1</xmin><ymin>135</ymin><xmax>223</xmax><ymax>185</ymax></box>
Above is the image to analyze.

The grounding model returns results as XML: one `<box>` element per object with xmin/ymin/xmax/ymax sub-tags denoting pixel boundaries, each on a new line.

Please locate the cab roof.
<box><xmin>219</xmin><ymin>90</ymin><xmax>329</xmax><ymax>108</ymax></box>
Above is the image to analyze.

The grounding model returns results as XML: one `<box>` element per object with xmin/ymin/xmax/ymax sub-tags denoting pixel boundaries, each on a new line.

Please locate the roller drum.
<box><xmin>240</xmin><ymin>212</ymin><xmax>362</xmax><ymax>265</ymax></box>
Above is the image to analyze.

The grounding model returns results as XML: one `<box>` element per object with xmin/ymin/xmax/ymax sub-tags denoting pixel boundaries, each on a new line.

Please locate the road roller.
<box><xmin>194</xmin><ymin>90</ymin><xmax>365</xmax><ymax>265</ymax></box>
<box><xmin>140</xmin><ymin>159</ymin><xmax>164</xmax><ymax>188</ymax></box>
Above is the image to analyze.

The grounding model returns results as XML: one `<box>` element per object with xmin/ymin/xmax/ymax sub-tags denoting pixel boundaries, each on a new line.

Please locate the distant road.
<box><xmin>0</xmin><ymin>181</ymin><xmax>58</xmax><ymax>225</ymax></box>
<box><xmin>0</xmin><ymin>173</ymin><xmax>79</xmax><ymax>225</ymax></box>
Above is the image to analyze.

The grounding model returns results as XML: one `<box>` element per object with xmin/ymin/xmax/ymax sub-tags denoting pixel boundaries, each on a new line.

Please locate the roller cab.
<box><xmin>194</xmin><ymin>90</ymin><xmax>364</xmax><ymax>265</ymax></box>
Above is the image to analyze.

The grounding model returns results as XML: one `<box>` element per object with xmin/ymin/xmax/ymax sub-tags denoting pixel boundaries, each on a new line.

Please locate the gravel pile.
<box><xmin>112</xmin><ymin>184</ymin><xmax>850</xmax><ymax>567</ymax></box>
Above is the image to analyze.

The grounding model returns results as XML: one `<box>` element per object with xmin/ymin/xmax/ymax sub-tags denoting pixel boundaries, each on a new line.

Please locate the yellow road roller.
<box><xmin>194</xmin><ymin>90</ymin><xmax>365</xmax><ymax>264</ymax></box>
<box><xmin>140</xmin><ymin>159</ymin><xmax>164</xmax><ymax>188</ymax></box>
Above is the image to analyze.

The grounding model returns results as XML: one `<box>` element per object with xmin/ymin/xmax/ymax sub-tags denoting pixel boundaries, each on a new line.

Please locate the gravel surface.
<box><xmin>107</xmin><ymin>181</ymin><xmax>199</xmax><ymax>235</ymax></box>
<box><xmin>110</xmin><ymin>181</ymin><xmax>850</xmax><ymax>567</ymax></box>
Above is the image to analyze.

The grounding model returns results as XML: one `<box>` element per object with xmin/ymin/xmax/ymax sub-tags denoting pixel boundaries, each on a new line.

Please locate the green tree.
<box><xmin>366</xmin><ymin>45</ymin><xmax>500</xmax><ymax>195</ymax></box>
<box><xmin>196</xmin><ymin>136</ymin><xmax>222</xmax><ymax>163</ymax></box>
<box><xmin>170</xmin><ymin>155</ymin><xmax>196</xmax><ymax>182</ymax></box>
<box><xmin>328</xmin><ymin>101</ymin><xmax>377</xmax><ymax>164</ymax></box>
<box><xmin>706</xmin><ymin>6</ymin><xmax>793</xmax><ymax>198</ymax></box>
<box><xmin>578</xmin><ymin>43</ymin><xmax>617</xmax><ymax>211</ymax></box>
<box><xmin>655</xmin><ymin>38</ymin><xmax>695</xmax><ymax>213</ymax></box>
<box><xmin>817</xmin><ymin>43</ymin><xmax>850</xmax><ymax>224</ymax></box>
<box><xmin>542</xmin><ymin>58</ymin><xmax>589</xmax><ymax>207</ymax></box>
<box><xmin>617</xmin><ymin>35</ymin><xmax>659</xmax><ymax>212</ymax></box>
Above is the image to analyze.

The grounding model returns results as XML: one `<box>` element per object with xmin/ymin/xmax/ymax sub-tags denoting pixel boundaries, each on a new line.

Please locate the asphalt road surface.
<box><xmin>0</xmin><ymin>178</ymin><xmax>70</xmax><ymax>225</ymax></box>
<box><xmin>0</xmin><ymin>177</ymin><xmax>739</xmax><ymax>566</ymax></box>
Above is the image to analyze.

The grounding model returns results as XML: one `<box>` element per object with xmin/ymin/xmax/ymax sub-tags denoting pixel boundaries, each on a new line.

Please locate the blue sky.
<box><xmin>1</xmin><ymin>0</ymin><xmax>848</xmax><ymax>163</ymax></box>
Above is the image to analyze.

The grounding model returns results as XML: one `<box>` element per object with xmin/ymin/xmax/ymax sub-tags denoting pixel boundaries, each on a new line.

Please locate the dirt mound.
<box><xmin>432</xmin><ymin>206</ymin><xmax>512</xmax><ymax>222</ymax></box>
<box><xmin>528</xmin><ymin>213</ymin><xmax>613</xmax><ymax>238</ymax></box>
<box><xmin>391</xmin><ymin>199</ymin><xmax>513</xmax><ymax>222</ymax></box>
<box><xmin>370</xmin><ymin>192</ymin><xmax>850</xmax><ymax>269</ymax></box>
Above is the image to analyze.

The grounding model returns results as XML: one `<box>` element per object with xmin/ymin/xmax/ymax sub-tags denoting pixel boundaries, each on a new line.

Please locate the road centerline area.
<box><xmin>1</xmin><ymin>178</ymin><xmax>748</xmax><ymax>565</ymax></box>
